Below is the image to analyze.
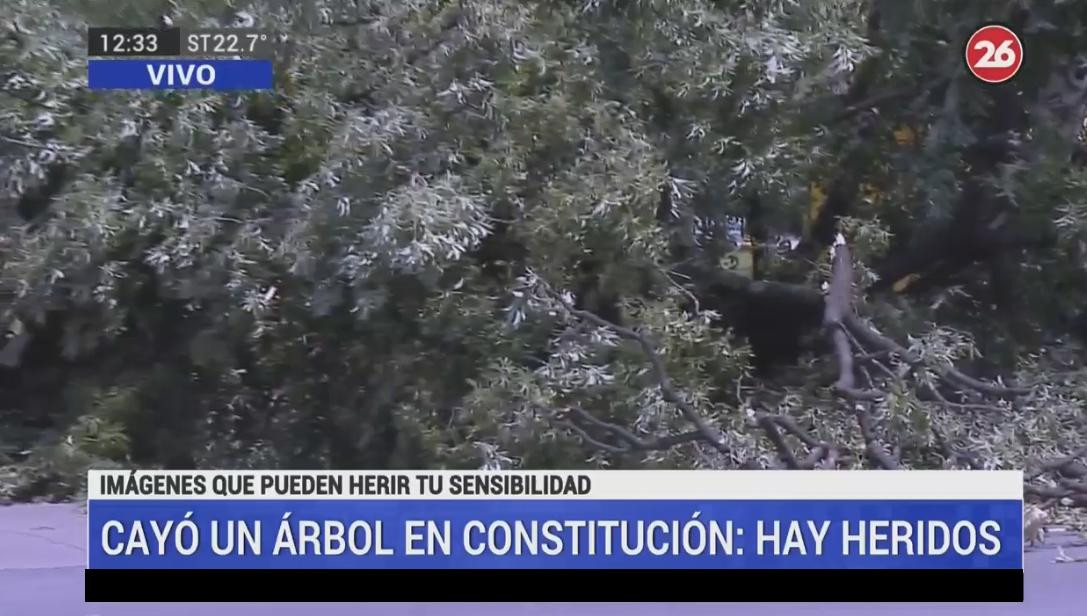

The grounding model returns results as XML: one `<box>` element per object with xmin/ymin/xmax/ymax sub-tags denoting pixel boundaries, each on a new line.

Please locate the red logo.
<box><xmin>965</xmin><ymin>25</ymin><xmax>1023</xmax><ymax>83</ymax></box>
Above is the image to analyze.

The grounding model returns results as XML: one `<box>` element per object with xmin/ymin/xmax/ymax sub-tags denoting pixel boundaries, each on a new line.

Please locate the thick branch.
<box><xmin>1027</xmin><ymin>445</ymin><xmax>1087</xmax><ymax>481</ymax></box>
<box><xmin>1024</xmin><ymin>484</ymin><xmax>1087</xmax><ymax>507</ymax></box>
<box><xmin>1057</xmin><ymin>478</ymin><xmax>1087</xmax><ymax>493</ymax></box>
<box><xmin>830</xmin><ymin>328</ymin><xmax>884</xmax><ymax>400</ymax></box>
<box><xmin>678</xmin><ymin>256</ymin><xmax>823</xmax><ymax>310</ymax></box>
<box><xmin>844</xmin><ymin>315</ymin><xmax>916</xmax><ymax>361</ymax></box>
<box><xmin>824</xmin><ymin>234</ymin><xmax>853</xmax><ymax>326</ymax></box>
<box><xmin>1024</xmin><ymin>445</ymin><xmax>1087</xmax><ymax>507</ymax></box>
<box><xmin>825</xmin><ymin>235</ymin><xmax>884</xmax><ymax>400</ymax></box>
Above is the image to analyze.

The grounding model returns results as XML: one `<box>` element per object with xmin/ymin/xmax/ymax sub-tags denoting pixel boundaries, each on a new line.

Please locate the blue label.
<box><xmin>87</xmin><ymin>60</ymin><xmax>273</xmax><ymax>90</ymax></box>
<box><xmin>87</xmin><ymin>499</ymin><xmax>1023</xmax><ymax>569</ymax></box>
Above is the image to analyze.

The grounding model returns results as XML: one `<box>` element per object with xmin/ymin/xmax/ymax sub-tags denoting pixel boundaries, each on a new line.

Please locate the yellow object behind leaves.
<box><xmin>859</xmin><ymin>182</ymin><xmax>881</xmax><ymax>206</ymax></box>
<box><xmin>893</xmin><ymin>125</ymin><xmax>917</xmax><ymax>146</ymax></box>
<box><xmin>805</xmin><ymin>181</ymin><xmax>828</xmax><ymax>238</ymax></box>
<box><xmin>892</xmin><ymin>273</ymin><xmax>922</xmax><ymax>293</ymax></box>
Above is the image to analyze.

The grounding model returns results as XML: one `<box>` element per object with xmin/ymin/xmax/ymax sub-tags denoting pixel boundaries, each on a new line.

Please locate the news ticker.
<box><xmin>85</xmin><ymin>469</ymin><xmax>1025</xmax><ymax>602</ymax></box>
<box><xmin>86</xmin><ymin>27</ymin><xmax>275</xmax><ymax>91</ymax></box>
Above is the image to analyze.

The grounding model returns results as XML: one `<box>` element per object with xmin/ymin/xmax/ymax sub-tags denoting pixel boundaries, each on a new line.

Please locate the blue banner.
<box><xmin>87</xmin><ymin>60</ymin><xmax>273</xmax><ymax>90</ymax></box>
<box><xmin>87</xmin><ymin>499</ymin><xmax>1023</xmax><ymax>570</ymax></box>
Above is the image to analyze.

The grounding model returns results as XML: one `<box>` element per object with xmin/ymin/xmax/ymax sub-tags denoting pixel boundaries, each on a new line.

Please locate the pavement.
<box><xmin>1</xmin><ymin>503</ymin><xmax>1085</xmax><ymax>616</ymax></box>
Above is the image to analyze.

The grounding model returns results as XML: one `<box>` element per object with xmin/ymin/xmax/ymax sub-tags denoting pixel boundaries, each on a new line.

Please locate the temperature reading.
<box><xmin>246</xmin><ymin>33</ymin><xmax>269</xmax><ymax>51</ymax></box>
<box><xmin>182</xmin><ymin>29</ymin><xmax>274</xmax><ymax>58</ymax></box>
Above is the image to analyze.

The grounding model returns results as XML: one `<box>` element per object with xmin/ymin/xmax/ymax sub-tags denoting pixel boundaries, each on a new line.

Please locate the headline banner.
<box><xmin>85</xmin><ymin>470</ymin><xmax>1025</xmax><ymax>602</ymax></box>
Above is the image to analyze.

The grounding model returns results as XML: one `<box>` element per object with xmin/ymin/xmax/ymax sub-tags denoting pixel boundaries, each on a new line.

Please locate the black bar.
<box><xmin>87</xmin><ymin>28</ymin><xmax>181</xmax><ymax>57</ymax></box>
<box><xmin>86</xmin><ymin>569</ymin><xmax>1023</xmax><ymax>602</ymax></box>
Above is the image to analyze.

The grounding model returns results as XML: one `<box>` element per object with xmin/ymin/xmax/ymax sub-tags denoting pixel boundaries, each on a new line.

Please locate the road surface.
<box><xmin>1</xmin><ymin>503</ymin><xmax>1084</xmax><ymax>615</ymax></box>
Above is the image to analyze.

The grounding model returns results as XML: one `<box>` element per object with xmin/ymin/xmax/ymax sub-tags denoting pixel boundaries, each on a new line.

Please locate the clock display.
<box><xmin>87</xmin><ymin>27</ymin><xmax>181</xmax><ymax>57</ymax></box>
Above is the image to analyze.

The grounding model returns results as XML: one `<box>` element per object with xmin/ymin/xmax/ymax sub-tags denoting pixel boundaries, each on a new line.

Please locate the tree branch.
<box><xmin>843</xmin><ymin>313</ymin><xmax>1028</xmax><ymax>397</ymax></box>
<box><xmin>536</xmin><ymin>277</ymin><xmax>731</xmax><ymax>456</ymax></box>
<box><xmin>754</xmin><ymin>412</ymin><xmax>834</xmax><ymax>470</ymax></box>
<box><xmin>755</xmin><ymin>414</ymin><xmax>800</xmax><ymax>469</ymax></box>
<box><xmin>558</xmin><ymin>419</ymin><xmax>629</xmax><ymax>454</ymax></box>
<box><xmin>1024</xmin><ymin>484</ymin><xmax>1087</xmax><ymax>507</ymax></box>
<box><xmin>825</xmin><ymin>234</ymin><xmax>884</xmax><ymax>400</ymax></box>
<box><xmin>557</xmin><ymin>406</ymin><xmax>705</xmax><ymax>453</ymax></box>
<box><xmin>677</xmin><ymin>256</ymin><xmax>824</xmax><ymax>310</ymax></box>
<box><xmin>762</xmin><ymin>413</ymin><xmax>824</xmax><ymax>449</ymax></box>
<box><xmin>1027</xmin><ymin>445</ymin><xmax>1087</xmax><ymax>481</ymax></box>
<box><xmin>942</xmin><ymin>367</ymin><xmax>1031</xmax><ymax>398</ymax></box>
<box><xmin>923</xmin><ymin>383</ymin><xmax>1008</xmax><ymax>413</ymax></box>
<box><xmin>855</xmin><ymin>404</ymin><xmax>900</xmax><ymax>469</ymax></box>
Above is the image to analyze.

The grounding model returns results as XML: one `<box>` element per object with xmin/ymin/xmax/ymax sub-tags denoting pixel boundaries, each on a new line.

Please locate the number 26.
<box><xmin>974</xmin><ymin>40</ymin><xmax>1015</xmax><ymax>68</ymax></box>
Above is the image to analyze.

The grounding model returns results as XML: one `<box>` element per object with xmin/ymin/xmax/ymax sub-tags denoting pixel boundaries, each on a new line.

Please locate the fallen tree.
<box><xmin>1</xmin><ymin>0</ymin><xmax>1086</xmax><ymax>527</ymax></box>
